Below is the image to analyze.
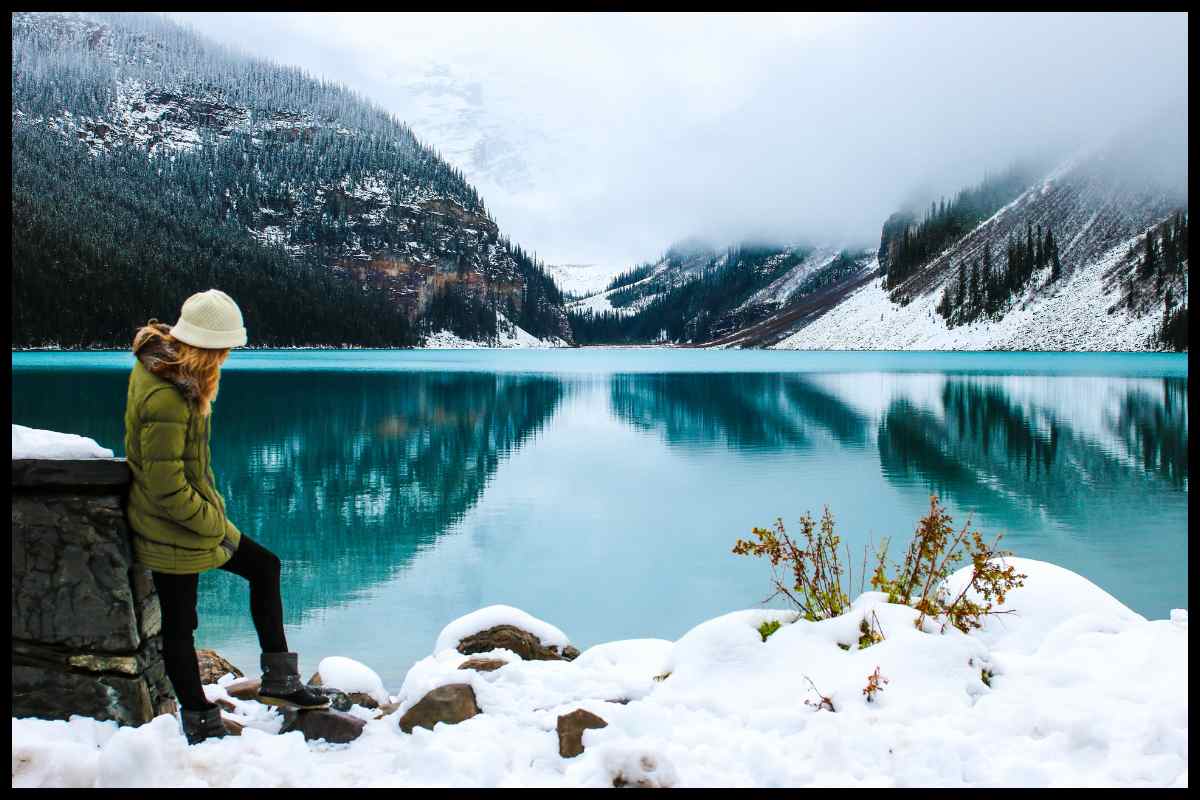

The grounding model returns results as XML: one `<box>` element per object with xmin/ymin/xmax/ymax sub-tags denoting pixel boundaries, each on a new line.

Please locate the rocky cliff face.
<box><xmin>11</xmin><ymin>458</ymin><xmax>175</xmax><ymax>725</ymax></box>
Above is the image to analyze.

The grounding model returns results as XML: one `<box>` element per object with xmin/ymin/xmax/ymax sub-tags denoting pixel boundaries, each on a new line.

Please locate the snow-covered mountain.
<box><xmin>391</xmin><ymin>63</ymin><xmax>543</xmax><ymax>196</ymax></box>
<box><xmin>571</xmin><ymin>116</ymin><xmax>1187</xmax><ymax>351</ymax></box>
<box><xmin>776</xmin><ymin>127</ymin><xmax>1188</xmax><ymax>351</ymax></box>
<box><xmin>544</xmin><ymin>264</ymin><xmax>621</xmax><ymax>299</ymax></box>
<box><xmin>568</xmin><ymin>240</ymin><xmax>876</xmax><ymax>346</ymax></box>
<box><xmin>10</xmin><ymin>12</ymin><xmax>572</xmax><ymax>348</ymax></box>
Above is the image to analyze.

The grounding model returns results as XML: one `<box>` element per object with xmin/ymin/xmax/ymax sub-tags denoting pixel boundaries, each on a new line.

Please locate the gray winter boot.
<box><xmin>181</xmin><ymin>706</ymin><xmax>229</xmax><ymax>745</ymax></box>
<box><xmin>258</xmin><ymin>652</ymin><xmax>331</xmax><ymax>710</ymax></box>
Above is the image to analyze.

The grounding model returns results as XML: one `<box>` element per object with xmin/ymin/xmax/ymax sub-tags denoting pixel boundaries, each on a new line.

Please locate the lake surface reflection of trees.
<box><xmin>199</xmin><ymin>370</ymin><xmax>565</xmax><ymax>628</ymax></box>
<box><xmin>612</xmin><ymin>372</ymin><xmax>1187</xmax><ymax>533</ymax></box>
<box><xmin>877</xmin><ymin>377</ymin><xmax>1188</xmax><ymax>528</ymax></box>
<box><xmin>609</xmin><ymin>372</ymin><xmax>870</xmax><ymax>450</ymax></box>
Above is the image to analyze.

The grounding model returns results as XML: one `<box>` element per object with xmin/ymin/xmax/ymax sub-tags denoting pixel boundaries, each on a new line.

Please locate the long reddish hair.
<box><xmin>132</xmin><ymin>321</ymin><xmax>230</xmax><ymax>416</ymax></box>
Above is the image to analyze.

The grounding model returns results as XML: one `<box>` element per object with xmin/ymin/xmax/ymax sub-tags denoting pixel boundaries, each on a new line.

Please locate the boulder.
<box><xmin>456</xmin><ymin>625</ymin><xmax>579</xmax><ymax>662</ymax></box>
<box><xmin>458</xmin><ymin>657</ymin><xmax>507</xmax><ymax>673</ymax></box>
<box><xmin>556</xmin><ymin>708</ymin><xmax>608</xmax><ymax>758</ymax></box>
<box><xmin>196</xmin><ymin>649</ymin><xmax>243</xmax><ymax>685</ymax></box>
<box><xmin>398</xmin><ymin>684</ymin><xmax>480</xmax><ymax>734</ymax></box>
<box><xmin>279</xmin><ymin>707</ymin><xmax>366</xmax><ymax>744</ymax></box>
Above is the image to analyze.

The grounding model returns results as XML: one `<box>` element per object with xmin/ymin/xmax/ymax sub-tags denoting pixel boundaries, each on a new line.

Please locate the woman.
<box><xmin>124</xmin><ymin>289</ymin><xmax>329</xmax><ymax>746</ymax></box>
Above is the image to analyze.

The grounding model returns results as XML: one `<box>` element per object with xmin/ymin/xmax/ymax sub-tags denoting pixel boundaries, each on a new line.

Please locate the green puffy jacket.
<box><xmin>124</xmin><ymin>338</ymin><xmax>241</xmax><ymax>574</ymax></box>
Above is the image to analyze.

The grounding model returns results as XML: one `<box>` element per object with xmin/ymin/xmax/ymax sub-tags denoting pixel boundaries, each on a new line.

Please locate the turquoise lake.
<box><xmin>10</xmin><ymin>350</ymin><xmax>1189</xmax><ymax>688</ymax></box>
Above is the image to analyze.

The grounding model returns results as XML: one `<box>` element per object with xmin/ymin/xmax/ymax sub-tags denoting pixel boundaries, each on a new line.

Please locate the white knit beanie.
<box><xmin>170</xmin><ymin>289</ymin><xmax>248</xmax><ymax>349</ymax></box>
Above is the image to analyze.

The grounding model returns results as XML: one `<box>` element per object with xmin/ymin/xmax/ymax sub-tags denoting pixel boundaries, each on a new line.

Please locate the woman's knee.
<box><xmin>247</xmin><ymin>547</ymin><xmax>281</xmax><ymax>584</ymax></box>
<box><xmin>261</xmin><ymin>549</ymin><xmax>281</xmax><ymax>579</ymax></box>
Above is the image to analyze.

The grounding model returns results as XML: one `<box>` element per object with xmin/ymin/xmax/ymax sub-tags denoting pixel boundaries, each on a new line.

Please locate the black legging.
<box><xmin>152</xmin><ymin>535</ymin><xmax>288</xmax><ymax>711</ymax></box>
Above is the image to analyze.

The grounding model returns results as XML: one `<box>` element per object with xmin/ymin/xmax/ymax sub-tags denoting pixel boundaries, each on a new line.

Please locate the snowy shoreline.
<box><xmin>11</xmin><ymin>559</ymin><xmax>1189</xmax><ymax>788</ymax></box>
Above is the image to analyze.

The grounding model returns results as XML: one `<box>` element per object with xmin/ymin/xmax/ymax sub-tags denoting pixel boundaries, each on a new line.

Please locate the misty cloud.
<box><xmin>166</xmin><ymin>11</ymin><xmax>1187</xmax><ymax>273</ymax></box>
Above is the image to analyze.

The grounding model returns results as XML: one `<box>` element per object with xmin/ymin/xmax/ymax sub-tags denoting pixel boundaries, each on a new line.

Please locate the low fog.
<box><xmin>168</xmin><ymin>12</ymin><xmax>1188</xmax><ymax>273</ymax></box>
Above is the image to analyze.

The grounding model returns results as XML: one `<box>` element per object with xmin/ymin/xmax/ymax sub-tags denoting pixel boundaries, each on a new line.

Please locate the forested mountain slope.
<box><xmin>568</xmin><ymin>241</ymin><xmax>875</xmax><ymax>346</ymax></box>
<box><xmin>11</xmin><ymin>12</ymin><xmax>572</xmax><ymax>348</ymax></box>
<box><xmin>777</xmin><ymin>122</ymin><xmax>1188</xmax><ymax>351</ymax></box>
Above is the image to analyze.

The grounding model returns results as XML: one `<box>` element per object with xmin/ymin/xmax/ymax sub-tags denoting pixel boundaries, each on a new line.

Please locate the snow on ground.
<box><xmin>545</xmin><ymin>264</ymin><xmax>624</xmax><ymax>299</ymax></box>
<box><xmin>776</xmin><ymin>237</ymin><xmax>1162</xmax><ymax>351</ymax></box>
<box><xmin>421</xmin><ymin>313</ymin><xmax>569</xmax><ymax>349</ymax></box>
<box><xmin>743</xmin><ymin>247</ymin><xmax>840</xmax><ymax>309</ymax></box>
<box><xmin>11</xmin><ymin>424</ymin><xmax>114</xmax><ymax>460</ymax></box>
<box><xmin>11</xmin><ymin>559</ymin><xmax>1188</xmax><ymax>787</ymax></box>
<box><xmin>316</xmin><ymin>657</ymin><xmax>389</xmax><ymax>706</ymax></box>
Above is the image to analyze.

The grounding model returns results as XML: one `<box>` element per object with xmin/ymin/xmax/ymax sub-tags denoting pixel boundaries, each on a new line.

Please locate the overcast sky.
<box><xmin>168</xmin><ymin>12</ymin><xmax>1188</xmax><ymax>273</ymax></box>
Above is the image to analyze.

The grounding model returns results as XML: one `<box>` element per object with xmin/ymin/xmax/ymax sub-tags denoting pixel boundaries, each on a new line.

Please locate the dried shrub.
<box><xmin>870</xmin><ymin>495</ymin><xmax>1026</xmax><ymax>633</ymax></box>
<box><xmin>862</xmin><ymin>667</ymin><xmax>889</xmax><ymax>702</ymax></box>
<box><xmin>858</xmin><ymin>612</ymin><xmax>885</xmax><ymax>649</ymax></box>
<box><xmin>802</xmin><ymin>676</ymin><xmax>835</xmax><ymax>712</ymax></box>
<box><xmin>732</xmin><ymin>508</ymin><xmax>851</xmax><ymax>622</ymax></box>
<box><xmin>734</xmin><ymin>494</ymin><xmax>1026</xmax><ymax>634</ymax></box>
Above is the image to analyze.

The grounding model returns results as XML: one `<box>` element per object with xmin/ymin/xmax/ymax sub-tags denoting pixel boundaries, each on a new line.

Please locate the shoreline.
<box><xmin>10</xmin><ymin>345</ymin><xmax>1186</xmax><ymax>354</ymax></box>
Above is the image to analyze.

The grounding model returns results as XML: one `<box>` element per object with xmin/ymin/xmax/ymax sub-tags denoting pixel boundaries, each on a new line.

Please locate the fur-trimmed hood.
<box><xmin>134</xmin><ymin>322</ymin><xmax>202</xmax><ymax>404</ymax></box>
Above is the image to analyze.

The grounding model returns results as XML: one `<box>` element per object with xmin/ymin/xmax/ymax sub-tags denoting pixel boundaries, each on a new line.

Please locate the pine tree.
<box><xmin>957</xmin><ymin>261</ymin><xmax>966</xmax><ymax>317</ymax></box>
<box><xmin>1035</xmin><ymin>224</ymin><xmax>1044</xmax><ymax>272</ymax></box>
<box><xmin>1142</xmin><ymin>229</ymin><xmax>1158</xmax><ymax>278</ymax></box>
<box><xmin>1047</xmin><ymin>228</ymin><xmax>1061</xmax><ymax>283</ymax></box>
<box><xmin>1025</xmin><ymin>222</ymin><xmax>1035</xmax><ymax>287</ymax></box>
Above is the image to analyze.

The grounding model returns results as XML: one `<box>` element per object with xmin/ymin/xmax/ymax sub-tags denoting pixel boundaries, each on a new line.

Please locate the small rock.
<box><xmin>280</xmin><ymin>707</ymin><xmax>366</xmax><ymax>743</ymax></box>
<box><xmin>398</xmin><ymin>684</ymin><xmax>480</xmax><ymax>734</ymax></box>
<box><xmin>458</xmin><ymin>657</ymin><xmax>507</xmax><ymax>673</ymax></box>
<box><xmin>306</xmin><ymin>672</ymin><xmax>375</xmax><ymax>710</ymax></box>
<box><xmin>557</xmin><ymin>708</ymin><xmax>608</xmax><ymax>758</ymax></box>
<box><xmin>314</xmin><ymin>687</ymin><xmax>353</xmax><ymax>712</ymax></box>
<box><xmin>220</xmin><ymin>713</ymin><xmax>244</xmax><ymax>736</ymax></box>
<box><xmin>196</xmin><ymin>649</ymin><xmax>243</xmax><ymax>685</ymax></box>
<box><xmin>457</xmin><ymin>625</ymin><xmax>577</xmax><ymax>662</ymax></box>
<box><xmin>346</xmin><ymin>692</ymin><xmax>378</xmax><ymax>710</ymax></box>
<box><xmin>224</xmin><ymin>677</ymin><xmax>262</xmax><ymax>700</ymax></box>
<box><xmin>214</xmin><ymin>698</ymin><xmax>237</xmax><ymax>713</ymax></box>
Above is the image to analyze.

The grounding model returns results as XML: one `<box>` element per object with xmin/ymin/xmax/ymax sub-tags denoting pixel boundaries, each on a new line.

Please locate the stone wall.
<box><xmin>12</xmin><ymin>458</ymin><xmax>176</xmax><ymax>725</ymax></box>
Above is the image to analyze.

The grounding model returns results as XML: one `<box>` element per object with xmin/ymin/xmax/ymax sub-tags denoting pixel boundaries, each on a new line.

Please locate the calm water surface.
<box><xmin>11</xmin><ymin>350</ymin><xmax>1189</xmax><ymax>687</ymax></box>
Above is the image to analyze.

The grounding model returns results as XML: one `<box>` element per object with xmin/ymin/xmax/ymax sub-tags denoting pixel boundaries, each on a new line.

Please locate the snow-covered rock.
<box><xmin>433</xmin><ymin>605</ymin><xmax>571</xmax><ymax>655</ymax></box>
<box><xmin>314</xmin><ymin>657</ymin><xmax>388</xmax><ymax>706</ymax></box>
<box><xmin>11</xmin><ymin>425</ymin><xmax>114</xmax><ymax>460</ymax></box>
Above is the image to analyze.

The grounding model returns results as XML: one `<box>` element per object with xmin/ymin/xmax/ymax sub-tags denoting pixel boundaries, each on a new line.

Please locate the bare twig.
<box><xmin>802</xmin><ymin>675</ymin><xmax>835</xmax><ymax>712</ymax></box>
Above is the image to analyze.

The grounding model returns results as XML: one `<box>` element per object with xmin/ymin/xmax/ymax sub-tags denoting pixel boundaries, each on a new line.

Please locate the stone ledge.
<box><xmin>12</xmin><ymin>458</ymin><xmax>131</xmax><ymax>490</ymax></box>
